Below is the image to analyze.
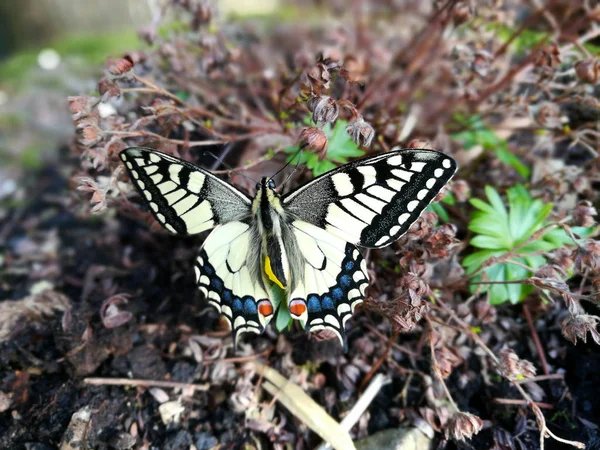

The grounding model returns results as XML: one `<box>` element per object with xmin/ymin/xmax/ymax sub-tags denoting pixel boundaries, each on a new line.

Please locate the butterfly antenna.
<box><xmin>274</xmin><ymin>147</ymin><xmax>304</xmax><ymax>190</ymax></box>
<box><xmin>204</xmin><ymin>150</ymin><xmax>258</xmax><ymax>183</ymax></box>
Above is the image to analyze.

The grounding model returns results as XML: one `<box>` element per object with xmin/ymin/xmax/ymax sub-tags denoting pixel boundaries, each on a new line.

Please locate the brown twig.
<box><xmin>523</xmin><ymin>303</ymin><xmax>550</xmax><ymax>375</ymax></box>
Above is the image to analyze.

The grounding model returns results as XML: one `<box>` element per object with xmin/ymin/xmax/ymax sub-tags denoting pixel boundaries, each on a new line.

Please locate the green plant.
<box><xmin>452</xmin><ymin>114</ymin><xmax>530</xmax><ymax>178</ymax></box>
<box><xmin>284</xmin><ymin>120</ymin><xmax>365</xmax><ymax>177</ymax></box>
<box><xmin>463</xmin><ymin>185</ymin><xmax>594</xmax><ymax>305</ymax></box>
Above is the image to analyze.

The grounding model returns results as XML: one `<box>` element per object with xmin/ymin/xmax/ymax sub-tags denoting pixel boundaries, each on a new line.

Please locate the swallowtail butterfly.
<box><xmin>120</xmin><ymin>147</ymin><xmax>457</xmax><ymax>349</ymax></box>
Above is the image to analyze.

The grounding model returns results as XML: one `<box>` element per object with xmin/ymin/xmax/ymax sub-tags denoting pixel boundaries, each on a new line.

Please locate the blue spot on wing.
<box><xmin>307</xmin><ymin>295</ymin><xmax>321</xmax><ymax>312</ymax></box>
<box><xmin>345</xmin><ymin>261</ymin><xmax>354</xmax><ymax>271</ymax></box>
<box><xmin>332</xmin><ymin>287</ymin><xmax>344</xmax><ymax>301</ymax></box>
<box><xmin>339</xmin><ymin>274</ymin><xmax>352</xmax><ymax>289</ymax></box>
<box><xmin>243</xmin><ymin>297</ymin><xmax>257</xmax><ymax>314</ymax></box>
<box><xmin>232</xmin><ymin>298</ymin><xmax>243</xmax><ymax>312</ymax></box>
<box><xmin>211</xmin><ymin>277</ymin><xmax>223</xmax><ymax>291</ymax></box>
<box><xmin>322</xmin><ymin>295</ymin><xmax>334</xmax><ymax>310</ymax></box>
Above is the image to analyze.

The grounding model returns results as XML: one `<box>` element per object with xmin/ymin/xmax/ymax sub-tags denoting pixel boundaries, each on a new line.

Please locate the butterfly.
<box><xmin>120</xmin><ymin>146</ymin><xmax>457</xmax><ymax>349</ymax></box>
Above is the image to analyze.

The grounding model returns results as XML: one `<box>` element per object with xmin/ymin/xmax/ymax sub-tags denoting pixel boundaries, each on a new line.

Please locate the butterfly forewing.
<box><xmin>120</xmin><ymin>147</ymin><xmax>251</xmax><ymax>234</ymax></box>
<box><xmin>282</xmin><ymin>149</ymin><xmax>457</xmax><ymax>248</ymax></box>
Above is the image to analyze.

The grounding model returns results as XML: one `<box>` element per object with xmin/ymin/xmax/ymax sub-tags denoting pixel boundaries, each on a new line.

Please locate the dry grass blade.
<box><xmin>254</xmin><ymin>362</ymin><xmax>356</xmax><ymax>450</ymax></box>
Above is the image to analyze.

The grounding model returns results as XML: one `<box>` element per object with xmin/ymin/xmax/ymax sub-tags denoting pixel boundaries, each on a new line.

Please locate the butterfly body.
<box><xmin>120</xmin><ymin>147</ymin><xmax>457</xmax><ymax>349</ymax></box>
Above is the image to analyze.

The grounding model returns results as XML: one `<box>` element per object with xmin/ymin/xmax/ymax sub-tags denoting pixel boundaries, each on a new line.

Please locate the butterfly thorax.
<box><xmin>252</xmin><ymin>177</ymin><xmax>290</xmax><ymax>292</ymax></box>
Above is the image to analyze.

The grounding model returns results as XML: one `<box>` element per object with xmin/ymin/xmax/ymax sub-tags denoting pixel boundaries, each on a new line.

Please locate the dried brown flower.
<box><xmin>562</xmin><ymin>314</ymin><xmax>600</xmax><ymax>345</ymax></box>
<box><xmin>424</xmin><ymin>224</ymin><xmax>458</xmax><ymax>259</ymax></box>
<box><xmin>573</xmin><ymin>200</ymin><xmax>597</xmax><ymax>227</ymax></box>
<box><xmin>307</xmin><ymin>96</ymin><xmax>339</xmax><ymax>125</ymax></box>
<box><xmin>108</xmin><ymin>55</ymin><xmax>135</xmax><ymax>76</ymax></box>
<box><xmin>574</xmin><ymin>240</ymin><xmax>600</xmax><ymax>273</ymax></box>
<box><xmin>346</xmin><ymin>118</ymin><xmax>375</xmax><ymax>147</ymax></box>
<box><xmin>551</xmin><ymin>247</ymin><xmax>574</xmax><ymax>271</ymax></box>
<box><xmin>299</xmin><ymin>127</ymin><xmax>328</xmax><ymax>159</ymax></box>
<box><xmin>445</xmin><ymin>411</ymin><xmax>483</xmax><ymax>441</ymax></box>
<box><xmin>306</xmin><ymin>63</ymin><xmax>331</xmax><ymax>90</ymax></box>
<box><xmin>435</xmin><ymin>346</ymin><xmax>463</xmax><ymax>378</ymax></box>
<box><xmin>534</xmin><ymin>264</ymin><xmax>567</xmax><ymax>280</ymax></box>
<box><xmin>98</xmin><ymin>78</ymin><xmax>121</xmax><ymax>100</ymax></box>
<box><xmin>67</xmin><ymin>96</ymin><xmax>96</xmax><ymax>121</ymax></box>
<box><xmin>534</xmin><ymin>43</ymin><xmax>561</xmax><ymax>69</ymax></box>
<box><xmin>497</xmin><ymin>349</ymin><xmax>536</xmax><ymax>381</ymax></box>
<box><xmin>574</xmin><ymin>59</ymin><xmax>599</xmax><ymax>84</ymax></box>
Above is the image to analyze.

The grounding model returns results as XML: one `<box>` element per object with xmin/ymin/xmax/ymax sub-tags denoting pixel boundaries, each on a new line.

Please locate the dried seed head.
<box><xmin>445</xmin><ymin>412</ymin><xmax>483</xmax><ymax>441</ymax></box>
<box><xmin>424</xmin><ymin>224</ymin><xmax>458</xmax><ymax>259</ymax></box>
<box><xmin>497</xmin><ymin>349</ymin><xmax>536</xmax><ymax>381</ymax></box>
<box><xmin>68</xmin><ymin>96</ymin><xmax>96</xmax><ymax>121</ymax></box>
<box><xmin>97</xmin><ymin>78</ymin><xmax>121</xmax><ymax>100</ymax></box>
<box><xmin>299</xmin><ymin>127</ymin><xmax>328</xmax><ymax>158</ymax></box>
<box><xmin>562</xmin><ymin>314</ymin><xmax>600</xmax><ymax>345</ymax></box>
<box><xmin>574</xmin><ymin>240</ymin><xmax>600</xmax><ymax>273</ymax></box>
<box><xmin>551</xmin><ymin>247</ymin><xmax>574</xmax><ymax>271</ymax></box>
<box><xmin>435</xmin><ymin>346</ymin><xmax>462</xmax><ymax>378</ymax></box>
<box><xmin>534</xmin><ymin>43</ymin><xmax>561</xmax><ymax>69</ymax></box>
<box><xmin>573</xmin><ymin>200</ymin><xmax>597</xmax><ymax>227</ymax></box>
<box><xmin>108</xmin><ymin>55</ymin><xmax>135</xmax><ymax>76</ymax></box>
<box><xmin>574</xmin><ymin>59</ymin><xmax>599</xmax><ymax>84</ymax></box>
<box><xmin>534</xmin><ymin>264</ymin><xmax>567</xmax><ymax>280</ymax></box>
<box><xmin>306</xmin><ymin>63</ymin><xmax>332</xmax><ymax>90</ymax></box>
<box><xmin>346</xmin><ymin>118</ymin><xmax>375</xmax><ymax>147</ymax></box>
<box><xmin>307</xmin><ymin>96</ymin><xmax>339</xmax><ymax>126</ymax></box>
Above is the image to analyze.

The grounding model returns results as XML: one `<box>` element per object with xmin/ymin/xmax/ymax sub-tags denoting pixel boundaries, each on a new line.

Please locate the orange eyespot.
<box><xmin>289</xmin><ymin>300</ymin><xmax>307</xmax><ymax>317</ymax></box>
<box><xmin>258</xmin><ymin>300</ymin><xmax>274</xmax><ymax>318</ymax></box>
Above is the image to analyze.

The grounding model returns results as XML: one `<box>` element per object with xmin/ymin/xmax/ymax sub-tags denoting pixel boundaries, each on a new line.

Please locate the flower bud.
<box><xmin>299</xmin><ymin>127</ymin><xmax>328</xmax><ymax>158</ymax></box>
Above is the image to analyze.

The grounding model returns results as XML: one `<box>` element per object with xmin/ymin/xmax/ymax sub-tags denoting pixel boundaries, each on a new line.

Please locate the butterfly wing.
<box><xmin>120</xmin><ymin>147</ymin><xmax>251</xmax><ymax>234</ymax></box>
<box><xmin>283</xmin><ymin>148</ymin><xmax>457</xmax><ymax>248</ymax></box>
<box><xmin>195</xmin><ymin>221</ymin><xmax>273</xmax><ymax>346</ymax></box>
<box><xmin>285</xmin><ymin>220</ymin><xmax>369</xmax><ymax>349</ymax></box>
<box><xmin>121</xmin><ymin>148</ymin><xmax>267</xmax><ymax>345</ymax></box>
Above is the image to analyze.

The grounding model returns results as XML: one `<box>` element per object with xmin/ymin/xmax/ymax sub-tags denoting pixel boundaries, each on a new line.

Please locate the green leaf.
<box><xmin>463</xmin><ymin>183</ymin><xmax>596</xmax><ymax>305</ymax></box>
<box><xmin>270</xmin><ymin>285</ymin><xmax>292</xmax><ymax>332</ymax></box>
<box><xmin>428</xmin><ymin>203</ymin><xmax>449</xmax><ymax>223</ymax></box>
<box><xmin>284</xmin><ymin>120</ymin><xmax>365</xmax><ymax>177</ymax></box>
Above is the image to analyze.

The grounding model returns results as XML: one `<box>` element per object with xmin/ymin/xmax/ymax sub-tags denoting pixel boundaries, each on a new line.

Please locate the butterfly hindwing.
<box><xmin>195</xmin><ymin>221</ymin><xmax>274</xmax><ymax>344</ymax></box>
<box><xmin>286</xmin><ymin>221</ymin><xmax>369</xmax><ymax>348</ymax></box>
<box><xmin>283</xmin><ymin>149</ymin><xmax>457</xmax><ymax>248</ymax></box>
<box><xmin>120</xmin><ymin>147</ymin><xmax>251</xmax><ymax>235</ymax></box>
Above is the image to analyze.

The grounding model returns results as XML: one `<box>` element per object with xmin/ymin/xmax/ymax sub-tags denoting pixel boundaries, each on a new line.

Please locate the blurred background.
<box><xmin>0</xmin><ymin>0</ymin><xmax>280</xmax><ymax>196</ymax></box>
